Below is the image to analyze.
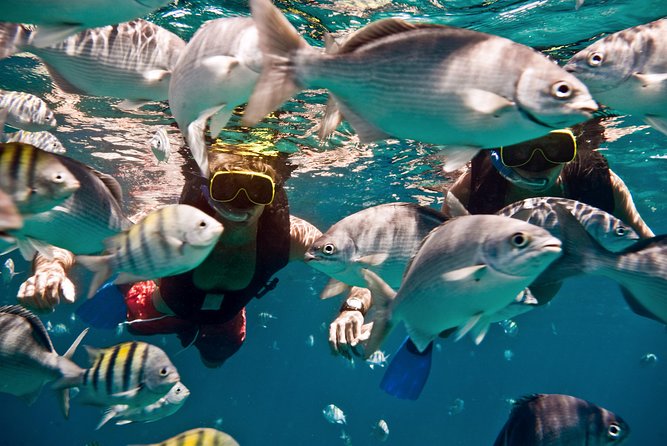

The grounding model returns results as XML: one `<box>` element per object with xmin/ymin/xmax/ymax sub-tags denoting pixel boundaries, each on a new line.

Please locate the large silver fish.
<box><xmin>362</xmin><ymin>215</ymin><xmax>562</xmax><ymax>354</ymax></box>
<box><xmin>0</xmin><ymin>21</ymin><xmax>185</xmax><ymax>109</ymax></box>
<box><xmin>128</xmin><ymin>428</ymin><xmax>240</xmax><ymax>446</ymax></box>
<box><xmin>0</xmin><ymin>89</ymin><xmax>56</xmax><ymax>132</ymax></box>
<box><xmin>0</xmin><ymin>0</ymin><xmax>173</xmax><ymax>48</ymax></box>
<box><xmin>149</xmin><ymin>126</ymin><xmax>170</xmax><ymax>163</ymax></box>
<box><xmin>6</xmin><ymin>130</ymin><xmax>66</xmax><ymax>154</ymax></box>
<box><xmin>0</xmin><ymin>305</ymin><xmax>87</xmax><ymax>417</ymax></box>
<box><xmin>244</xmin><ymin>0</ymin><xmax>597</xmax><ymax>168</ymax></box>
<box><xmin>168</xmin><ymin>17</ymin><xmax>262</xmax><ymax>175</ymax></box>
<box><xmin>565</xmin><ymin>18</ymin><xmax>667</xmax><ymax>135</ymax></box>
<box><xmin>494</xmin><ymin>394</ymin><xmax>629</xmax><ymax>446</ymax></box>
<box><xmin>77</xmin><ymin>204</ymin><xmax>224</xmax><ymax>298</ymax></box>
<box><xmin>305</xmin><ymin>203</ymin><xmax>447</xmax><ymax>297</ymax></box>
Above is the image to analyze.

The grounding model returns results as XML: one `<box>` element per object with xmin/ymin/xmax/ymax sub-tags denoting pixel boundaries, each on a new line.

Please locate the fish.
<box><xmin>497</xmin><ymin>197</ymin><xmax>641</xmax><ymax>252</ymax></box>
<box><xmin>0</xmin><ymin>0</ymin><xmax>174</xmax><ymax>48</ymax></box>
<box><xmin>149</xmin><ymin>126</ymin><xmax>170</xmax><ymax>163</ymax></box>
<box><xmin>366</xmin><ymin>350</ymin><xmax>389</xmax><ymax>369</ymax></box>
<box><xmin>0</xmin><ymin>21</ymin><xmax>185</xmax><ymax>109</ymax></box>
<box><xmin>244</xmin><ymin>0</ymin><xmax>597</xmax><ymax>170</ymax></box>
<box><xmin>0</xmin><ymin>89</ymin><xmax>56</xmax><ymax>132</ymax></box>
<box><xmin>8</xmin><ymin>152</ymin><xmax>131</xmax><ymax>259</ymax></box>
<box><xmin>305</xmin><ymin>203</ymin><xmax>447</xmax><ymax>298</ymax></box>
<box><xmin>323</xmin><ymin>403</ymin><xmax>347</xmax><ymax>425</ymax></box>
<box><xmin>371</xmin><ymin>419</ymin><xmax>389</xmax><ymax>442</ymax></box>
<box><xmin>0</xmin><ymin>305</ymin><xmax>87</xmax><ymax>417</ymax></box>
<box><xmin>0</xmin><ymin>142</ymin><xmax>80</xmax><ymax>215</ymax></box>
<box><xmin>640</xmin><ymin>352</ymin><xmax>658</xmax><ymax>366</ymax></box>
<box><xmin>5</xmin><ymin>130</ymin><xmax>66</xmax><ymax>153</ymax></box>
<box><xmin>54</xmin><ymin>341</ymin><xmax>181</xmax><ymax>409</ymax></box>
<box><xmin>362</xmin><ymin>214</ymin><xmax>562</xmax><ymax>354</ymax></box>
<box><xmin>76</xmin><ymin>204</ymin><xmax>224</xmax><ymax>298</ymax></box>
<box><xmin>447</xmin><ymin>398</ymin><xmax>465</xmax><ymax>416</ymax></box>
<box><xmin>564</xmin><ymin>18</ymin><xmax>667</xmax><ymax>135</ymax></box>
<box><xmin>96</xmin><ymin>381</ymin><xmax>190</xmax><ymax>429</ymax></box>
<box><xmin>493</xmin><ymin>394</ymin><xmax>630</xmax><ymax>445</ymax></box>
<box><xmin>168</xmin><ymin>17</ymin><xmax>262</xmax><ymax>175</ymax></box>
<box><xmin>128</xmin><ymin>428</ymin><xmax>240</xmax><ymax>446</ymax></box>
<box><xmin>2</xmin><ymin>258</ymin><xmax>20</xmax><ymax>284</ymax></box>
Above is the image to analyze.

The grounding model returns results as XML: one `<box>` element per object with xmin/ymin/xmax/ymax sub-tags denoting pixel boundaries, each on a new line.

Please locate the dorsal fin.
<box><xmin>335</xmin><ymin>18</ymin><xmax>441</xmax><ymax>54</ymax></box>
<box><xmin>90</xmin><ymin>169</ymin><xmax>124</xmax><ymax>204</ymax></box>
<box><xmin>0</xmin><ymin>305</ymin><xmax>54</xmax><ymax>352</ymax></box>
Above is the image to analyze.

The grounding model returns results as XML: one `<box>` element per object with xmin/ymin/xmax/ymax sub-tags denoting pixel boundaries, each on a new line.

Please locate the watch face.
<box><xmin>346</xmin><ymin>298</ymin><xmax>363</xmax><ymax>311</ymax></box>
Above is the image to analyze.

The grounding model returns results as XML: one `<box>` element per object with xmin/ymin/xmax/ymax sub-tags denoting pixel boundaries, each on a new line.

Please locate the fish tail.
<box><xmin>54</xmin><ymin>328</ymin><xmax>88</xmax><ymax>418</ymax></box>
<box><xmin>243</xmin><ymin>0</ymin><xmax>312</xmax><ymax>126</ymax></box>
<box><xmin>76</xmin><ymin>254</ymin><xmax>114</xmax><ymax>299</ymax></box>
<box><xmin>361</xmin><ymin>269</ymin><xmax>396</xmax><ymax>358</ymax></box>
<box><xmin>0</xmin><ymin>23</ymin><xmax>29</xmax><ymax>59</ymax></box>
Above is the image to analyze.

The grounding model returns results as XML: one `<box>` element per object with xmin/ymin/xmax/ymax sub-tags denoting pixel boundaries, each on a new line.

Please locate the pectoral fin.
<box><xmin>320</xmin><ymin>278</ymin><xmax>350</xmax><ymax>299</ymax></box>
<box><xmin>209</xmin><ymin>107</ymin><xmax>233</xmax><ymax>138</ymax></box>
<box><xmin>454</xmin><ymin>312</ymin><xmax>483</xmax><ymax>342</ymax></box>
<box><xmin>201</xmin><ymin>56</ymin><xmax>239</xmax><ymax>78</ymax></box>
<box><xmin>462</xmin><ymin>89</ymin><xmax>515</xmax><ymax>115</ymax></box>
<box><xmin>335</xmin><ymin>100</ymin><xmax>392</xmax><ymax>144</ymax></box>
<box><xmin>356</xmin><ymin>253</ymin><xmax>389</xmax><ymax>266</ymax></box>
<box><xmin>142</xmin><ymin>69</ymin><xmax>170</xmax><ymax>83</ymax></box>
<box><xmin>441</xmin><ymin>264</ymin><xmax>486</xmax><ymax>282</ymax></box>
<box><xmin>633</xmin><ymin>72</ymin><xmax>667</xmax><ymax>88</ymax></box>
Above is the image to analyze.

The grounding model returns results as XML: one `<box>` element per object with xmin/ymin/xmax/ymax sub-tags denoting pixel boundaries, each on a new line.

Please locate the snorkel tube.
<box><xmin>489</xmin><ymin>150</ymin><xmax>549</xmax><ymax>191</ymax></box>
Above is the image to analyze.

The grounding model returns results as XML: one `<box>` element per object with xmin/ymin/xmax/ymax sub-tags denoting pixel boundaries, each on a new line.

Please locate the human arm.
<box><xmin>288</xmin><ymin>214</ymin><xmax>323</xmax><ymax>261</ymax></box>
<box><xmin>328</xmin><ymin>286</ymin><xmax>374</xmax><ymax>359</ymax></box>
<box><xmin>17</xmin><ymin>247</ymin><xmax>77</xmax><ymax>312</ymax></box>
<box><xmin>609</xmin><ymin>170</ymin><xmax>655</xmax><ymax>238</ymax></box>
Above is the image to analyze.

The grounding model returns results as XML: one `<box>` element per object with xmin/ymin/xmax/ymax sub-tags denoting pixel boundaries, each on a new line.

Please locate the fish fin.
<box><xmin>15</xmin><ymin>238</ymin><xmax>37</xmax><ymax>261</ymax></box>
<box><xmin>0</xmin><ymin>23</ymin><xmax>28</xmax><ymax>59</ymax></box>
<box><xmin>201</xmin><ymin>55</ymin><xmax>240</xmax><ymax>76</ymax></box>
<box><xmin>0</xmin><ymin>304</ymin><xmax>54</xmax><ymax>350</ymax></box>
<box><xmin>75</xmin><ymin>277</ymin><xmax>128</xmax><ymax>330</ymax></box>
<box><xmin>454</xmin><ymin>312</ymin><xmax>483</xmax><ymax>342</ymax></box>
<box><xmin>96</xmin><ymin>407</ymin><xmax>119</xmax><ymax>430</ymax></box>
<box><xmin>320</xmin><ymin>278</ymin><xmax>350</xmax><ymax>299</ymax></box>
<box><xmin>142</xmin><ymin>69</ymin><xmax>170</xmax><ymax>83</ymax></box>
<box><xmin>115</xmin><ymin>420</ymin><xmax>133</xmax><ymax>426</ymax></box>
<box><xmin>57</xmin><ymin>327</ymin><xmax>87</xmax><ymax>418</ymax></box>
<box><xmin>552</xmin><ymin>204</ymin><xmax>609</xmax><ymax>268</ymax></box>
<box><xmin>644</xmin><ymin>115</ymin><xmax>667</xmax><ymax>136</ymax></box>
<box><xmin>469</xmin><ymin>317</ymin><xmax>490</xmax><ymax>345</ymax></box>
<box><xmin>404</xmin><ymin>325</ymin><xmax>436</xmax><ymax>353</ymax></box>
<box><xmin>380</xmin><ymin>338</ymin><xmax>433</xmax><ymax>400</ymax></box>
<box><xmin>526</xmin><ymin>282</ymin><xmax>562</xmax><ymax>306</ymax></box>
<box><xmin>243</xmin><ymin>0</ymin><xmax>311</xmax><ymax>126</ymax></box>
<box><xmin>209</xmin><ymin>107</ymin><xmax>233</xmax><ymax>139</ymax></box>
<box><xmin>110</xmin><ymin>387</ymin><xmax>141</xmax><ymax>399</ymax></box>
<box><xmin>441</xmin><ymin>264</ymin><xmax>486</xmax><ymax>282</ymax></box>
<box><xmin>462</xmin><ymin>88</ymin><xmax>515</xmax><ymax>115</ymax></box>
<box><xmin>356</xmin><ymin>253</ymin><xmax>389</xmax><ymax>266</ymax></box>
<box><xmin>632</xmin><ymin>72</ymin><xmax>667</xmax><ymax>88</ymax></box>
<box><xmin>44</xmin><ymin>64</ymin><xmax>88</xmax><ymax>95</ymax></box>
<box><xmin>90</xmin><ymin>169</ymin><xmax>123</xmax><ymax>204</ymax></box>
<box><xmin>75</xmin><ymin>255</ymin><xmax>113</xmax><ymax>299</ymax></box>
<box><xmin>619</xmin><ymin>285</ymin><xmax>667</xmax><ymax>325</ymax></box>
<box><xmin>0</xmin><ymin>242</ymin><xmax>18</xmax><ymax>257</ymax></box>
<box><xmin>63</xmin><ymin>328</ymin><xmax>89</xmax><ymax>359</ymax></box>
<box><xmin>318</xmin><ymin>95</ymin><xmax>344</xmax><ymax>140</ymax></box>
<box><xmin>334</xmin><ymin>99</ymin><xmax>391</xmax><ymax>144</ymax></box>
<box><xmin>31</xmin><ymin>24</ymin><xmax>82</xmax><ymax>48</ymax></box>
<box><xmin>361</xmin><ymin>268</ymin><xmax>397</xmax><ymax>358</ymax></box>
<box><xmin>323</xmin><ymin>32</ymin><xmax>340</xmax><ymax>54</ymax></box>
<box><xmin>20</xmin><ymin>387</ymin><xmax>42</xmax><ymax>406</ymax></box>
<box><xmin>117</xmin><ymin>99</ymin><xmax>151</xmax><ymax>111</ymax></box>
<box><xmin>437</xmin><ymin>146</ymin><xmax>481</xmax><ymax>173</ymax></box>
<box><xmin>186</xmin><ymin>105</ymin><xmax>224</xmax><ymax>176</ymax></box>
<box><xmin>575</xmin><ymin>0</ymin><xmax>584</xmax><ymax>9</ymax></box>
<box><xmin>330</xmin><ymin>18</ymin><xmax>424</xmax><ymax>55</ymax></box>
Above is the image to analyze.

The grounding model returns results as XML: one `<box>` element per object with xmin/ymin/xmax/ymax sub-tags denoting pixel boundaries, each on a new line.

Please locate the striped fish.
<box><xmin>149</xmin><ymin>126</ymin><xmax>171</xmax><ymax>163</ymax></box>
<box><xmin>0</xmin><ymin>21</ymin><xmax>185</xmax><ymax>109</ymax></box>
<box><xmin>6</xmin><ymin>130</ymin><xmax>66</xmax><ymax>153</ymax></box>
<box><xmin>96</xmin><ymin>381</ymin><xmax>190</xmax><ymax>429</ymax></box>
<box><xmin>0</xmin><ymin>89</ymin><xmax>56</xmax><ymax>132</ymax></box>
<box><xmin>129</xmin><ymin>428</ymin><xmax>240</xmax><ymax>446</ymax></box>
<box><xmin>59</xmin><ymin>341</ymin><xmax>180</xmax><ymax>409</ymax></box>
<box><xmin>77</xmin><ymin>204</ymin><xmax>224</xmax><ymax>298</ymax></box>
<box><xmin>0</xmin><ymin>142</ymin><xmax>80</xmax><ymax>214</ymax></box>
<box><xmin>0</xmin><ymin>305</ymin><xmax>87</xmax><ymax>418</ymax></box>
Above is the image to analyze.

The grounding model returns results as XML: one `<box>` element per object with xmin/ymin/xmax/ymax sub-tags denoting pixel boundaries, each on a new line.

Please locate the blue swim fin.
<box><xmin>75</xmin><ymin>275</ymin><xmax>126</xmax><ymax>330</ymax></box>
<box><xmin>380</xmin><ymin>337</ymin><xmax>433</xmax><ymax>400</ymax></box>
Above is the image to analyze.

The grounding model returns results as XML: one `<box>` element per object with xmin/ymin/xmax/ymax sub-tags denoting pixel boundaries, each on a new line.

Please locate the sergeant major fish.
<box><xmin>362</xmin><ymin>214</ymin><xmax>562</xmax><ymax>354</ymax></box>
<box><xmin>493</xmin><ymin>394</ymin><xmax>629</xmax><ymax>445</ymax></box>
<box><xmin>565</xmin><ymin>18</ymin><xmax>667</xmax><ymax>135</ymax></box>
<box><xmin>128</xmin><ymin>428</ymin><xmax>240</xmax><ymax>446</ymax></box>
<box><xmin>76</xmin><ymin>204</ymin><xmax>224</xmax><ymax>298</ymax></box>
<box><xmin>0</xmin><ymin>89</ymin><xmax>56</xmax><ymax>132</ymax></box>
<box><xmin>323</xmin><ymin>403</ymin><xmax>347</xmax><ymax>425</ymax></box>
<box><xmin>6</xmin><ymin>130</ymin><xmax>66</xmax><ymax>154</ymax></box>
<box><xmin>244</xmin><ymin>0</ymin><xmax>597</xmax><ymax>170</ymax></box>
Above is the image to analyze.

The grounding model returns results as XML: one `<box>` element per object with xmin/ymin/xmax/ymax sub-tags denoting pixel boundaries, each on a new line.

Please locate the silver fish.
<box><xmin>2</xmin><ymin>258</ymin><xmax>19</xmax><ymax>284</ymax></box>
<box><xmin>6</xmin><ymin>130</ymin><xmax>66</xmax><ymax>153</ymax></box>
<box><xmin>149</xmin><ymin>126</ymin><xmax>170</xmax><ymax>163</ymax></box>
<box><xmin>54</xmin><ymin>341</ymin><xmax>180</xmax><ymax>409</ymax></box>
<box><xmin>0</xmin><ymin>21</ymin><xmax>185</xmax><ymax>109</ymax></box>
<box><xmin>366</xmin><ymin>350</ymin><xmax>389</xmax><ymax>369</ymax></box>
<box><xmin>323</xmin><ymin>403</ymin><xmax>347</xmax><ymax>425</ymax></box>
<box><xmin>244</xmin><ymin>0</ymin><xmax>597</xmax><ymax>169</ymax></box>
<box><xmin>493</xmin><ymin>394</ymin><xmax>629</xmax><ymax>445</ymax></box>
<box><xmin>362</xmin><ymin>214</ymin><xmax>562</xmax><ymax>353</ymax></box>
<box><xmin>76</xmin><ymin>204</ymin><xmax>223</xmax><ymax>298</ymax></box>
<box><xmin>0</xmin><ymin>305</ymin><xmax>87</xmax><ymax>417</ymax></box>
<box><xmin>0</xmin><ymin>142</ymin><xmax>80</xmax><ymax>215</ymax></box>
<box><xmin>96</xmin><ymin>381</ymin><xmax>190</xmax><ymax>429</ymax></box>
<box><xmin>305</xmin><ymin>203</ymin><xmax>447</xmax><ymax>298</ymax></box>
<box><xmin>168</xmin><ymin>17</ymin><xmax>262</xmax><ymax>175</ymax></box>
<box><xmin>371</xmin><ymin>419</ymin><xmax>389</xmax><ymax>442</ymax></box>
<box><xmin>128</xmin><ymin>428</ymin><xmax>240</xmax><ymax>446</ymax></box>
<box><xmin>0</xmin><ymin>0</ymin><xmax>173</xmax><ymax>48</ymax></box>
<box><xmin>565</xmin><ymin>18</ymin><xmax>667</xmax><ymax>135</ymax></box>
<box><xmin>0</xmin><ymin>90</ymin><xmax>56</xmax><ymax>132</ymax></box>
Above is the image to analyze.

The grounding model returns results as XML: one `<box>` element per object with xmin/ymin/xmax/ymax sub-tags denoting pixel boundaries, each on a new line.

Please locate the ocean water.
<box><xmin>1</xmin><ymin>1</ymin><xmax>667</xmax><ymax>445</ymax></box>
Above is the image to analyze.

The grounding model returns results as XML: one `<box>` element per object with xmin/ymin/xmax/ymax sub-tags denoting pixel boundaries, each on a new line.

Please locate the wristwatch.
<box><xmin>341</xmin><ymin>297</ymin><xmax>364</xmax><ymax>313</ymax></box>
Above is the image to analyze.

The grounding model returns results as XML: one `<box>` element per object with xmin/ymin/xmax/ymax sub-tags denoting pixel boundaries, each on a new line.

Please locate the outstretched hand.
<box><xmin>328</xmin><ymin>310</ymin><xmax>373</xmax><ymax>359</ymax></box>
<box><xmin>17</xmin><ymin>263</ymin><xmax>76</xmax><ymax>313</ymax></box>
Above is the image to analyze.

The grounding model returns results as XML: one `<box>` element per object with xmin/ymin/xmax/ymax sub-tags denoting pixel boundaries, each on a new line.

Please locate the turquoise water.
<box><xmin>1</xmin><ymin>1</ymin><xmax>667</xmax><ymax>445</ymax></box>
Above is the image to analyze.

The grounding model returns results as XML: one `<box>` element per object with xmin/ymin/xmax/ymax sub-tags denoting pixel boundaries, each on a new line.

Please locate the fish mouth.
<box><xmin>304</xmin><ymin>252</ymin><xmax>319</xmax><ymax>262</ymax></box>
<box><xmin>568</xmin><ymin>98</ymin><xmax>599</xmax><ymax>114</ymax></box>
<box><xmin>540</xmin><ymin>242</ymin><xmax>563</xmax><ymax>254</ymax></box>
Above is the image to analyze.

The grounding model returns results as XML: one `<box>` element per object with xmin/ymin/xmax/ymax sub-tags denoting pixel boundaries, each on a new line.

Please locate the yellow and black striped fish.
<box><xmin>129</xmin><ymin>428</ymin><xmax>239</xmax><ymax>446</ymax></box>
<box><xmin>0</xmin><ymin>142</ymin><xmax>79</xmax><ymax>214</ymax></box>
<box><xmin>64</xmin><ymin>341</ymin><xmax>180</xmax><ymax>408</ymax></box>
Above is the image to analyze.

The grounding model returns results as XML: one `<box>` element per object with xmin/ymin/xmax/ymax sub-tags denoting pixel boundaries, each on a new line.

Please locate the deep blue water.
<box><xmin>1</xmin><ymin>1</ymin><xmax>667</xmax><ymax>445</ymax></box>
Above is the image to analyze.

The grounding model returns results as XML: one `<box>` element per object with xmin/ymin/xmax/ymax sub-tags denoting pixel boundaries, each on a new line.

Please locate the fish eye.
<box><xmin>199</xmin><ymin>220</ymin><xmax>207</xmax><ymax>228</ymax></box>
<box><xmin>551</xmin><ymin>81</ymin><xmax>573</xmax><ymax>99</ymax></box>
<box><xmin>510</xmin><ymin>232</ymin><xmax>529</xmax><ymax>248</ymax></box>
<box><xmin>615</xmin><ymin>226</ymin><xmax>627</xmax><ymax>236</ymax></box>
<box><xmin>322</xmin><ymin>243</ymin><xmax>336</xmax><ymax>255</ymax></box>
<box><xmin>607</xmin><ymin>422</ymin><xmax>622</xmax><ymax>438</ymax></box>
<box><xmin>159</xmin><ymin>367</ymin><xmax>170</xmax><ymax>377</ymax></box>
<box><xmin>587</xmin><ymin>51</ymin><xmax>604</xmax><ymax>67</ymax></box>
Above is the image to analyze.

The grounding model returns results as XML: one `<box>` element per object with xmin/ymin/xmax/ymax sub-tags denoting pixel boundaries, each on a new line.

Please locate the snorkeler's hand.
<box><xmin>329</xmin><ymin>310</ymin><xmax>373</xmax><ymax>359</ymax></box>
<box><xmin>17</xmin><ymin>260</ymin><xmax>76</xmax><ymax>313</ymax></box>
